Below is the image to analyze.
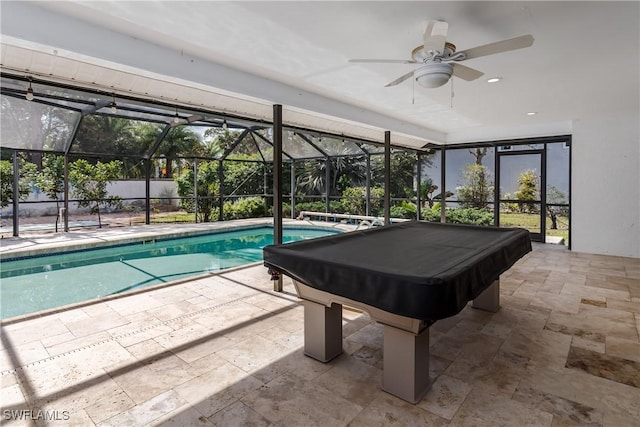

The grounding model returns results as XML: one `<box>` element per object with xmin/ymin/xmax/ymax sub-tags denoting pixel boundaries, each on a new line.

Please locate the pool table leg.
<box><xmin>473</xmin><ymin>279</ymin><xmax>500</xmax><ymax>312</ymax></box>
<box><xmin>382</xmin><ymin>325</ymin><xmax>431</xmax><ymax>404</ymax></box>
<box><xmin>302</xmin><ymin>300</ymin><xmax>343</xmax><ymax>362</ymax></box>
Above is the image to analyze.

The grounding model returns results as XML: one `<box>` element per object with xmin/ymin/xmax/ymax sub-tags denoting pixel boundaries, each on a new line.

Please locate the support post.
<box><xmin>273</xmin><ymin>104</ymin><xmax>284</xmax><ymax>291</ymax></box>
<box><xmin>382</xmin><ymin>325</ymin><xmax>431</xmax><ymax>403</ymax></box>
<box><xmin>494</xmin><ymin>147</ymin><xmax>500</xmax><ymax>227</ymax></box>
<box><xmin>384</xmin><ymin>131</ymin><xmax>391</xmax><ymax>225</ymax></box>
<box><xmin>325</xmin><ymin>157</ymin><xmax>331</xmax><ymax>216</ymax></box>
<box><xmin>264</xmin><ymin>162</ymin><xmax>269</xmax><ymax>218</ymax></box>
<box><xmin>302</xmin><ymin>301</ymin><xmax>343</xmax><ymax>362</ymax></box>
<box><xmin>290</xmin><ymin>162</ymin><xmax>296</xmax><ymax>218</ymax></box>
<box><xmin>63</xmin><ymin>154</ymin><xmax>69</xmax><ymax>232</ymax></box>
<box><xmin>193</xmin><ymin>160</ymin><xmax>198</xmax><ymax>223</ymax></box>
<box><xmin>440</xmin><ymin>147</ymin><xmax>446</xmax><ymax>223</ymax></box>
<box><xmin>12</xmin><ymin>151</ymin><xmax>19</xmax><ymax>237</ymax></box>
<box><xmin>416</xmin><ymin>153</ymin><xmax>422</xmax><ymax>221</ymax></box>
<box><xmin>365</xmin><ymin>154</ymin><xmax>371</xmax><ymax>216</ymax></box>
<box><xmin>218</xmin><ymin>159</ymin><xmax>224</xmax><ymax>221</ymax></box>
<box><xmin>473</xmin><ymin>280</ymin><xmax>501</xmax><ymax>312</ymax></box>
<box><xmin>145</xmin><ymin>159</ymin><xmax>151</xmax><ymax>225</ymax></box>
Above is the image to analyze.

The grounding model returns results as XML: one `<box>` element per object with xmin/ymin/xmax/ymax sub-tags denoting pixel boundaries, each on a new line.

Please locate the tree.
<box><xmin>514</xmin><ymin>169</ymin><xmax>539</xmax><ymax>214</ymax></box>
<box><xmin>456</xmin><ymin>164</ymin><xmax>494</xmax><ymax>209</ymax></box>
<box><xmin>546</xmin><ymin>186</ymin><xmax>568</xmax><ymax>229</ymax></box>
<box><xmin>222</xmin><ymin>155</ymin><xmax>265</xmax><ymax>196</ymax></box>
<box><xmin>73</xmin><ymin>116</ymin><xmax>136</xmax><ymax>156</ymax></box>
<box><xmin>133</xmin><ymin>123</ymin><xmax>204</xmax><ymax>178</ymax></box>
<box><xmin>0</xmin><ymin>158</ymin><xmax>37</xmax><ymax>208</ymax></box>
<box><xmin>68</xmin><ymin>159</ymin><xmax>123</xmax><ymax>228</ymax></box>
<box><xmin>33</xmin><ymin>154</ymin><xmax>65</xmax><ymax>231</ymax></box>
<box><xmin>470</xmin><ymin>147</ymin><xmax>489</xmax><ymax>165</ymax></box>
<box><xmin>297</xmin><ymin>153</ymin><xmax>366</xmax><ymax>197</ymax></box>
<box><xmin>204</xmin><ymin>128</ymin><xmax>251</xmax><ymax>156</ymax></box>
<box><xmin>175</xmin><ymin>156</ymin><xmax>266</xmax><ymax>222</ymax></box>
<box><xmin>175</xmin><ymin>160</ymin><xmax>219</xmax><ymax>222</ymax></box>
<box><xmin>371</xmin><ymin>151</ymin><xmax>416</xmax><ymax>199</ymax></box>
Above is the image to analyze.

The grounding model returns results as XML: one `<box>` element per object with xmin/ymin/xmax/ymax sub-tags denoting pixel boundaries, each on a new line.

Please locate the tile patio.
<box><xmin>1</xmin><ymin>234</ymin><xmax>639</xmax><ymax>426</ymax></box>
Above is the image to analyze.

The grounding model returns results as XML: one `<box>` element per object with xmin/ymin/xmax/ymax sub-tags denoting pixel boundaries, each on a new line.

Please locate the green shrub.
<box><xmin>390</xmin><ymin>201</ymin><xmax>417</xmax><ymax>219</ymax></box>
<box><xmin>446</xmin><ymin>208</ymin><xmax>494</xmax><ymax>226</ymax></box>
<box><xmin>340</xmin><ymin>186</ymin><xmax>384</xmax><ymax>216</ymax></box>
<box><xmin>223</xmin><ymin>197</ymin><xmax>266</xmax><ymax>220</ymax></box>
<box><xmin>421</xmin><ymin>208</ymin><xmax>441</xmax><ymax>222</ymax></box>
<box><xmin>421</xmin><ymin>207</ymin><xmax>494</xmax><ymax>226</ymax></box>
<box><xmin>294</xmin><ymin>200</ymin><xmax>345</xmax><ymax>216</ymax></box>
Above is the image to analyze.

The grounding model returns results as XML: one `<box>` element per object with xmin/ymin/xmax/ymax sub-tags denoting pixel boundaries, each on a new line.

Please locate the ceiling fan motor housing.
<box><xmin>414</xmin><ymin>62</ymin><xmax>453</xmax><ymax>88</ymax></box>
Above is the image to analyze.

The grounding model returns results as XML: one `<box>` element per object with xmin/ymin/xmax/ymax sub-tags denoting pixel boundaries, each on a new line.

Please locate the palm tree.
<box><xmin>297</xmin><ymin>150</ymin><xmax>367</xmax><ymax>196</ymax></box>
<box><xmin>135</xmin><ymin>124</ymin><xmax>203</xmax><ymax>178</ymax></box>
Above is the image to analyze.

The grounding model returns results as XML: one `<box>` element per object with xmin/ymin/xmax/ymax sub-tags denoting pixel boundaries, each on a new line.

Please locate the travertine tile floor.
<box><xmin>1</xmin><ymin>243</ymin><xmax>639</xmax><ymax>426</ymax></box>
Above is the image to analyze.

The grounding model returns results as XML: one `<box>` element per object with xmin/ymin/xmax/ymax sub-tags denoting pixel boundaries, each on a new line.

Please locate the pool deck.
<box><xmin>1</xmin><ymin>225</ymin><xmax>639</xmax><ymax>426</ymax></box>
<box><xmin>0</xmin><ymin>218</ymin><xmax>355</xmax><ymax>260</ymax></box>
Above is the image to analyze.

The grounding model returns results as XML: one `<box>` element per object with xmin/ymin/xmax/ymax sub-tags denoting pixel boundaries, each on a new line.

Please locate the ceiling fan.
<box><xmin>349</xmin><ymin>20</ymin><xmax>534</xmax><ymax>88</ymax></box>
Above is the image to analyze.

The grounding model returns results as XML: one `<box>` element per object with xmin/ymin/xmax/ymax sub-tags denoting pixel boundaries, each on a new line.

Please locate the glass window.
<box><xmin>546</xmin><ymin>142</ymin><xmax>570</xmax><ymax>200</ymax></box>
<box><xmin>445</xmin><ymin>147</ymin><xmax>495</xmax><ymax>206</ymax></box>
<box><xmin>419</xmin><ymin>149</ymin><xmax>441</xmax><ymax>216</ymax></box>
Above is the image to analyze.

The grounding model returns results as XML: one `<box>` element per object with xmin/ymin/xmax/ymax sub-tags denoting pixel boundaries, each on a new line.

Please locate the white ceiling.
<box><xmin>1</xmin><ymin>1</ymin><xmax>638</xmax><ymax>147</ymax></box>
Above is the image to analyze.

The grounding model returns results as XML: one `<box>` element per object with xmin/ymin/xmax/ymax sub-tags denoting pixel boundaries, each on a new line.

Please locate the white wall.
<box><xmin>107</xmin><ymin>180</ymin><xmax>177</xmax><ymax>202</ymax></box>
<box><xmin>572</xmin><ymin>113</ymin><xmax>640</xmax><ymax>258</ymax></box>
<box><xmin>14</xmin><ymin>180</ymin><xmax>178</xmax><ymax>217</ymax></box>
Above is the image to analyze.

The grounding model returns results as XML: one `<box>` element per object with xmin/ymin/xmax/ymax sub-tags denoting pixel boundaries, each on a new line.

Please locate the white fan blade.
<box><xmin>452</xmin><ymin>63</ymin><xmax>484</xmax><ymax>81</ymax></box>
<box><xmin>457</xmin><ymin>34</ymin><xmax>534</xmax><ymax>60</ymax></box>
<box><xmin>423</xmin><ymin>20</ymin><xmax>448</xmax><ymax>55</ymax></box>
<box><xmin>349</xmin><ymin>59</ymin><xmax>417</xmax><ymax>64</ymax></box>
<box><xmin>385</xmin><ymin>70</ymin><xmax>415</xmax><ymax>87</ymax></box>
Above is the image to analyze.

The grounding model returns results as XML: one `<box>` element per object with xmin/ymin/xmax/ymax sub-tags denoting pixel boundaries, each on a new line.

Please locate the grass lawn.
<box><xmin>148</xmin><ymin>210</ymin><xmax>570</xmax><ymax>245</ymax></box>
<box><xmin>500</xmin><ymin>212</ymin><xmax>569</xmax><ymax>245</ymax></box>
<box><xmin>150</xmin><ymin>212</ymin><xmax>197</xmax><ymax>223</ymax></box>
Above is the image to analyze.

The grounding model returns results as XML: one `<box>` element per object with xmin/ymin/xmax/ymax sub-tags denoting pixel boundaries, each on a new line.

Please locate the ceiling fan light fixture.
<box><xmin>414</xmin><ymin>63</ymin><xmax>453</xmax><ymax>88</ymax></box>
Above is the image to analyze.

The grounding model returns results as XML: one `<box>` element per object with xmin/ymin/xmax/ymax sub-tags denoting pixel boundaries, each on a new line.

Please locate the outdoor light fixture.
<box><xmin>25</xmin><ymin>80</ymin><xmax>34</xmax><ymax>101</ymax></box>
<box><xmin>222</xmin><ymin>119</ymin><xmax>228</xmax><ymax>130</ymax></box>
<box><xmin>109</xmin><ymin>94</ymin><xmax>117</xmax><ymax>114</ymax></box>
<box><xmin>414</xmin><ymin>63</ymin><xmax>453</xmax><ymax>88</ymax></box>
<box><xmin>173</xmin><ymin>107</ymin><xmax>181</xmax><ymax>124</ymax></box>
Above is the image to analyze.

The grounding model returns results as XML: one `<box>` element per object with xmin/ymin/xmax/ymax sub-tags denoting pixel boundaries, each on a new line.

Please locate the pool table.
<box><xmin>263</xmin><ymin>220</ymin><xmax>532</xmax><ymax>403</ymax></box>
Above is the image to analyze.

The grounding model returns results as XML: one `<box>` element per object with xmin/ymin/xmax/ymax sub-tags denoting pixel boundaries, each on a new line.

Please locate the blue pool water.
<box><xmin>0</xmin><ymin>226</ymin><xmax>339</xmax><ymax>319</ymax></box>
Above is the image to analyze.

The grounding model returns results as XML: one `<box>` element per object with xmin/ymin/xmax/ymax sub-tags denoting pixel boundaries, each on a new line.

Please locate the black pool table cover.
<box><xmin>263</xmin><ymin>221</ymin><xmax>532</xmax><ymax>321</ymax></box>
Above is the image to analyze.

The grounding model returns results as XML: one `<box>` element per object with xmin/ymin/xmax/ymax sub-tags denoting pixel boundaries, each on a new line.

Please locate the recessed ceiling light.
<box><xmin>487</xmin><ymin>77</ymin><xmax>502</xmax><ymax>83</ymax></box>
<box><xmin>526</xmin><ymin>112</ymin><xmax>537</xmax><ymax>116</ymax></box>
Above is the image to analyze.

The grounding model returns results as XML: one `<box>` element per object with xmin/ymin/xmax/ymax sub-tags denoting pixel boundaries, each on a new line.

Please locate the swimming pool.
<box><xmin>0</xmin><ymin>226</ymin><xmax>340</xmax><ymax>319</ymax></box>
